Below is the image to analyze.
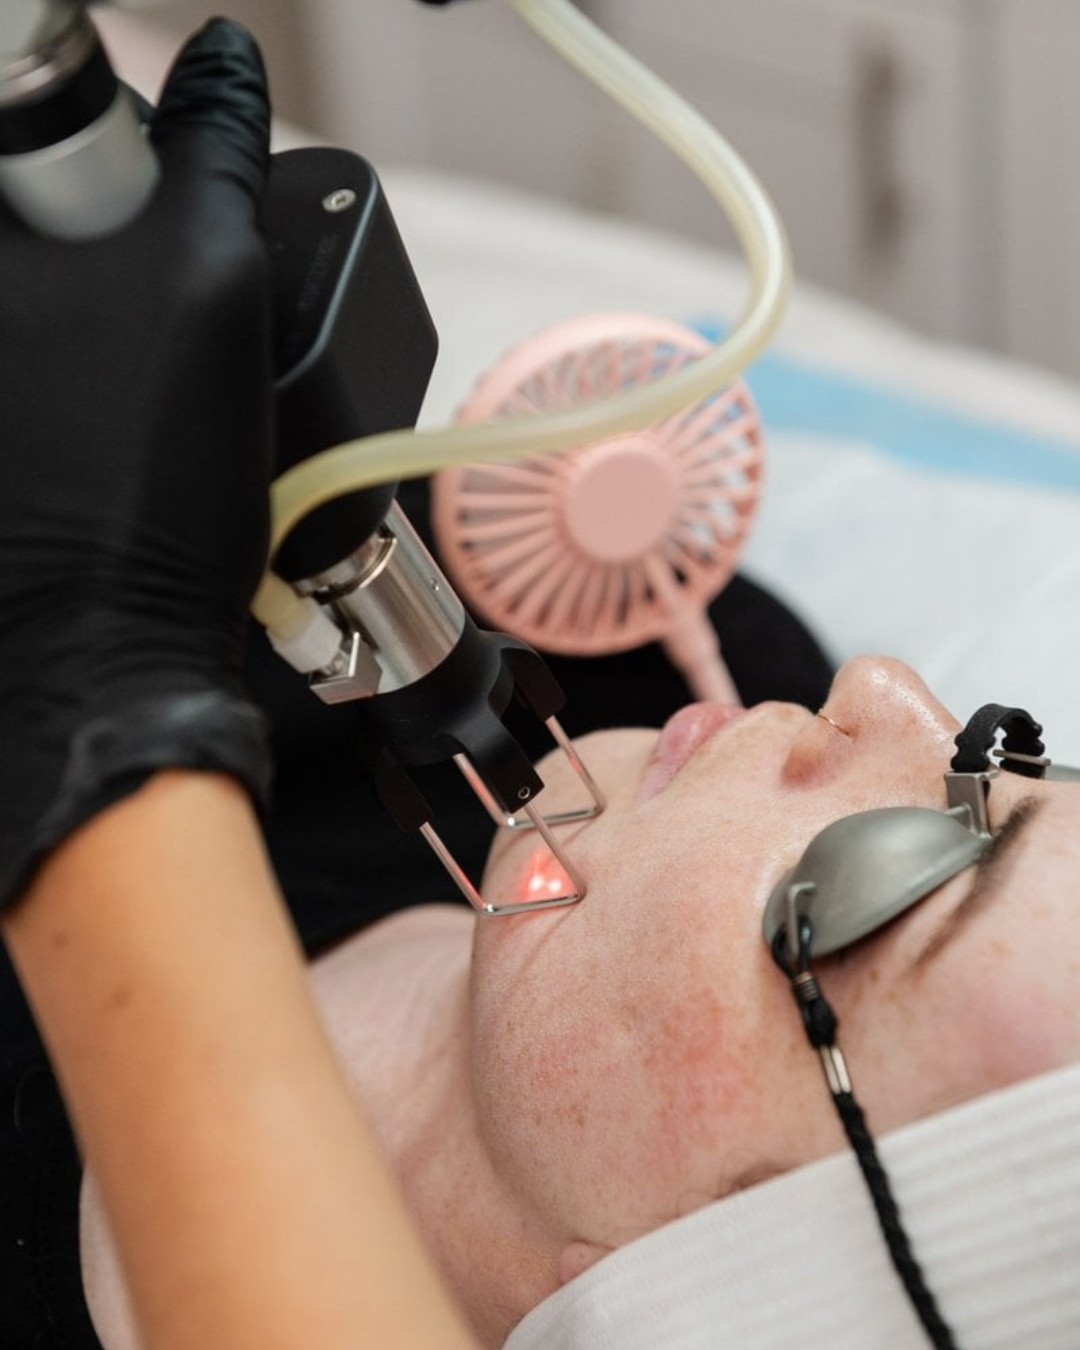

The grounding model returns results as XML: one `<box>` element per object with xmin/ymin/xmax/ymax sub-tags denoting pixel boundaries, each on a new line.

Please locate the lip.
<box><xmin>638</xmin><ymin>702</ymin><xmax>747</xmax><ymax>802</ymax></box>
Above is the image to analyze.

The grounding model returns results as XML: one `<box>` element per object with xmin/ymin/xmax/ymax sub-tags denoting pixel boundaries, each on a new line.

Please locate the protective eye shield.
<box><xmin>762</xmin><ymin>807</ymin><xmax>986</xmax><ymax>965</ymax></box>
<box><xmin>763</xmin><ymin>703</ymin><xmax>1076</xmax><ymax>963</ymax></box>
<box><xmin>761</xmin><ymin>702</ymin><xmax>1078</xmax><ymax>1350</ymax></box>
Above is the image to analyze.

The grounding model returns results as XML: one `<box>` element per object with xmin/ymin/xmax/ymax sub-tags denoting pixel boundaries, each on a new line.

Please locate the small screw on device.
<box><xmin>322</xmin><ymin>189</ymin><xmax>357</xmax><ymax>214</ymax></box>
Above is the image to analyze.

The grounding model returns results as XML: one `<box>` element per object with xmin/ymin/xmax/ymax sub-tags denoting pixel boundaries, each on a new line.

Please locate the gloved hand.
<box><xmin>0</xmin><ymin>19</ymin><xmax>275</xmax><ymax>908</ymax></box>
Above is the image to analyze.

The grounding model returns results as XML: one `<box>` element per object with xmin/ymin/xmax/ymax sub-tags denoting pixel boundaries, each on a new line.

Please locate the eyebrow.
<box><xmin>909</xmin><ymin>795</ymin><xmax>1045</xmax><ymax>970</ymax></box>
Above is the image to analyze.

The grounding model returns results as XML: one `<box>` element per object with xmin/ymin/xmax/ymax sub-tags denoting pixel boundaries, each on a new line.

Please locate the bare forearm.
<box><xmin>2</xmin><ymin>772</ymin><xmax>478</xmax><ymax>1350</ymax></box>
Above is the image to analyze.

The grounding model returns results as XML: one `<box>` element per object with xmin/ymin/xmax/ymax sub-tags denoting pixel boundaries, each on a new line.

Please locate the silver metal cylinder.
<box><xmin>0</xmin><ymin>5</ymin><xmax>159</xmax><ymax>239</ymax></box>
<box><xmin>302</xmin><ymin>501</ymin><xmax>467</xmax><ymax>696</ymax></box>
<box><xmin>1</xmin><ymin>2</ymin><xmax>91</xmax><ymax>104</ymax></box>
<box><xmin>0</xmin><ymin>87</ymin><xmax>158</xmax><ymax>238</ymax></box>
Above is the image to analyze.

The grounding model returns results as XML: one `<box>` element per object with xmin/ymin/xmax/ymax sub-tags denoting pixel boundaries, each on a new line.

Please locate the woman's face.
<box><xmin>469</xmin><ymin>656</ymin><xmax>1080</xmax><ymax>1274</ymax></box>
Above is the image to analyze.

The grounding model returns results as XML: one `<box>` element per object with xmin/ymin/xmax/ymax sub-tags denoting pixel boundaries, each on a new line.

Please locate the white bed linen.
<box><xmin>505</xmin><ymin>1061</ymin><xmax>1080</xmax><ymax>1350</ymax></box>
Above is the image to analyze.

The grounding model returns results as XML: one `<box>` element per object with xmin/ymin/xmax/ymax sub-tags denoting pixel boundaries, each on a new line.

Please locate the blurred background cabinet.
<box><xmin>115</xmin><ymin>0</ymin><xmax>1080</xmax><ymax>381</ymax></box>
<box><xmin>991</xmin><ymin>1</ymin><xmax>1080</xmax><ymax>378</ymax></box>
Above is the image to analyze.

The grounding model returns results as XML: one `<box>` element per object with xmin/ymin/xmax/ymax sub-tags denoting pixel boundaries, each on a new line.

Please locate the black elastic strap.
<box><xmin>950</xmin><ymin>703</ymin><xmax>1045</xmax><ymax>779</ymax></box>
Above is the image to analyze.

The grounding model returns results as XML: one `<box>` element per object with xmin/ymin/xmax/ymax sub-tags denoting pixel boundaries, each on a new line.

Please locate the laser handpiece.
<box><xmin>265</xmin><ymin>147</ymin><xmax>604</xmax><ymax>915</ymax></box>
<box><xmin>0</xmin><ymin>3</ymin><xmax>603</xmax><ymax>914</ymax></box>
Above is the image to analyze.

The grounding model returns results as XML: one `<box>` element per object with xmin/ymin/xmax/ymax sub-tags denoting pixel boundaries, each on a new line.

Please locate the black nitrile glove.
<box><xmin>0</xmin><ymin>20</ymin><xmax>275</xmax><ymax>908</ymax></box>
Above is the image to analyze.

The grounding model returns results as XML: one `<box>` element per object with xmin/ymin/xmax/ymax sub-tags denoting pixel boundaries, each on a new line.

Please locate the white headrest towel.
<box><xmin>505</xmin><ymin>1062</ymin><xmax>1080</xmax><ymax>1350</ymax></box>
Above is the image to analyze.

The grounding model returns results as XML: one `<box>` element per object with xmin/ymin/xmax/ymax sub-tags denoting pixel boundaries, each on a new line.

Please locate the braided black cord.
<box><xmin>772</xmin><ymin>925</ymin><xmax>960</xmax><ymax>1350</ymax></box>
<box><xmin>830</xmin><ymin>1090</ymin><xmax>958</xmax><ymax>1350</ymax></box>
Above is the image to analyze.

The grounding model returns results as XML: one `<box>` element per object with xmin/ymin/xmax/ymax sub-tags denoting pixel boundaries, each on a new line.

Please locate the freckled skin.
<box><xmin>467</xmin><ymin>657</ymin><xmax>1080</xmax><ymax>1301</ymax></box>
<box><xmin>80</xmin><ymin>657</ymin><xmax>1079</xmax><ymax>1350</ymax></box>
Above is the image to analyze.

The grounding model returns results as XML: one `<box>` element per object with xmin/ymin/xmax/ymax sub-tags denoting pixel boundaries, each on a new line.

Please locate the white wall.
<box><xmin>100</xmin><ymin>0</ymin><xmax>1080</xmax><ymax>379</ymax></box>
<box><xmin>107</xmin><ymin>0</ymin><xmax>316</xmax><ymax>125</ymax></box>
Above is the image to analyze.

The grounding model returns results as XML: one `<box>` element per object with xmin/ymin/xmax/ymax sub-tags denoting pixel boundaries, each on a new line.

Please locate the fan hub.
<box><xmin>562</xmin><ymin>435</ymin><xmax>679</xmax><ymax>564</ymax></box>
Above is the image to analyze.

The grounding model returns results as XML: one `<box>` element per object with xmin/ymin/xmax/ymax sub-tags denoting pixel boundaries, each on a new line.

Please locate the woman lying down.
<box><xmin>83</xmin><ymin>655</ymin><xmax>1080</xmax><ymax>1350</ymax></box>
<box><xmin>1</xmin><ymin>19</ymin><xmax>1074</xmax><ymax>1350</ymax></box>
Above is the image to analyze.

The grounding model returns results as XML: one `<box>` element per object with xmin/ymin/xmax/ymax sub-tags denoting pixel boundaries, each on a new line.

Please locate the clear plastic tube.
<box><xmin>253</xmin><ymin>0</ymin><xmax>792</xmax><ymax>635</ymax></box>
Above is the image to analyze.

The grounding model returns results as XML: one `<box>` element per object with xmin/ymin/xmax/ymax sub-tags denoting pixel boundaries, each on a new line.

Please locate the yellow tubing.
<box><xmin>252</xmin><ymin>0</ymin><xmax>792</xmax><ymax>637</ymax></box>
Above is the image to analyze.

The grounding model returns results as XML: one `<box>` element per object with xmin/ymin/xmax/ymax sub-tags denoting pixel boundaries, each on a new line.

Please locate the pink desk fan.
<box><xmin>432</xmin><ymin>313</ymin><xmax>765</xmax><ymax>705</ymax></box>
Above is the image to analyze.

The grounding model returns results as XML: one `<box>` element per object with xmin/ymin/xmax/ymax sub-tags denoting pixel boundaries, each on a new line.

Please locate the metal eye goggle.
<box><xmin>761</xmin><ymin>702</ymin><xmax>1079</xmax><ymax>1350</ymax></box>
<box><xmin>763</xmin><ymin>703</ymin><xmax>1079</xmax><ymax>964</ymax></box>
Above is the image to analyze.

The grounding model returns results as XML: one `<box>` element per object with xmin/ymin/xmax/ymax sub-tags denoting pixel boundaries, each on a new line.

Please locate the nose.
<box><xmin>825</xmin><ymin>656</ymin><xmax>961</xmax><ymax>749</ymax></box>
<box><xmin>781</xmin><ymin>656</ymin><xmax>961</xmax><ymax>794</ymax></box>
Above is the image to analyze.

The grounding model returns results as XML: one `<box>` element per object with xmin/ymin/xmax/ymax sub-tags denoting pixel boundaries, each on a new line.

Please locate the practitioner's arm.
<box><xmin>3</xmin><ymin>771</ymin><xmax>478</xmax><ymax>1350</ymax></box>
<box><xmin>0</xmin><ymin>19</ymin><xmax>477</xmax><ymax>1350</ymax></box>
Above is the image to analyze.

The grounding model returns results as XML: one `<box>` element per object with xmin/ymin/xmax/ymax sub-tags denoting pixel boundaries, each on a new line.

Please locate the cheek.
<box><xmin>471</xmin><ymin>903</ymin><xmax>770</xmax><ymax>1240</ymax></box>
<box><xmin>512</xmin><ymin>847</ymin><xmax>576</xmax><ymax>905</ymax></box>
<box><xmin>921</xmin><ymin>905</ymin><xmax>1080</xmax><ymax>1097</ymax></box>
